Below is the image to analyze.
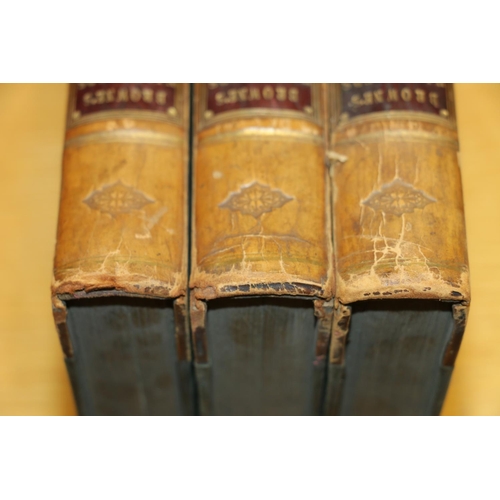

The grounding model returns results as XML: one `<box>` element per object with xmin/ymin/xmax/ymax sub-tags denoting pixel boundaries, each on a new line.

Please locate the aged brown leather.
<box><xmin>328</xmin><ymin>83</ymin><xmax>470</xmax><ymax>366</ymax></box>
<box><xmin>190</xmin><ymin>84</ymin><xmax>334</xmax><ymax>304</ymax></box>
<box><xmin>52</xmin><ymin>84</ymin><xmax>190</xmax><ymax>358</ymax></box>
<box><xmin>329</xmin><ymin>84</ymin><xmax>469</xmax><ymax>303</ymax></box>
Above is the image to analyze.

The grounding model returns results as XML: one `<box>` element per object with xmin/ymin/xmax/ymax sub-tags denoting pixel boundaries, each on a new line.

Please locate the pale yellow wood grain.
<box><xmin>0</xmin><ymin>83</ymin><xmax>498</xmax><ymax>415</ymax></box>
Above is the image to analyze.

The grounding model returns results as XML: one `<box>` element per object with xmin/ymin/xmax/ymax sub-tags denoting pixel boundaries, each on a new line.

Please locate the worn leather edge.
<box><xmin>191</xmin><ymin>268</ymin><xmax>332</xmax><ymax>301</ymax></box>
<box><xmin>442</xmin><ymin>302</ymin><xmax>469</xmax><ymax>367</ymax></box>
<box><xmin>52</xmin><ymin>271</ymin><xmax>186</xmax><ymax>300</ymax></box>
<box><xmin>52</xmin><ymin>295</ymin><xmax>73</xmax><ymax>358</ymax></box>
<box><xmin>328</xmin><ymin>300</ymin><xmax>351</xmax><ymax>365</ymax></box>
<box><xmin>190</xmin><ymin>294</ymin><xmax>208</xmax><ymax>364</ymax></box>
<box><xmin>334</xmin><ymin>269</ymin><xmax>470</xmax><ymax>305</ymax></box>
<box><xmin>173</xmin><ymin>295</ymin><xmax>192</xmax><ymax>363</ymax></box>
<box><xmin>313</xmin><ymin>299</ymin><xmax>334</xmax><ymax>366</ymax></box>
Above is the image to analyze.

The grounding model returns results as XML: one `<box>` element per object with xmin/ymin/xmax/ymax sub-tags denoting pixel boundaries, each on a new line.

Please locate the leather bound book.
<box><xmin>325</xmin><ymin>84</ymin><xmax>470</xmax><ymax>416</ymax></box>
<box><xmin>51</xmin><ymin>84</ymin><xmax>194</xmax><ymax>415</ymax></box>
<box><xmin>190</xmin><ymin>84</ymin><xmax>334</xmax><ymax>415</ymax></box>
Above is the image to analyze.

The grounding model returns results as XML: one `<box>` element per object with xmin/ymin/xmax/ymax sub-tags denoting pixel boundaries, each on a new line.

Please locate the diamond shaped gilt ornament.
<box><xmin>219</xmin><ymin>182</ymin><xmax>293</xmax><ymax>219</ymax></box>
<box><xmin>83</xmin><ymin>180</ymin><xmax>154</xmax><ymax>215</ymax></box>
<box><xmin>363</xmin><ymin>178</ymin><xmax>436</xmax><ymax>217</ymax></box>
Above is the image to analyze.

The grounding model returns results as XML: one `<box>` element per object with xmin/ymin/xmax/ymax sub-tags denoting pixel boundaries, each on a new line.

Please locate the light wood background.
<box><xmin>0</xmin><ymin>84</ymin><xmax>498</xmax><ymax>416</ymax></box>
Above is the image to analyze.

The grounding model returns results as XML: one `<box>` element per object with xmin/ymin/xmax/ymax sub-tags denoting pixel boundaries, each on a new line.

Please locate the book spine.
<box><xmin>189</xmin><ymin>84</ymin><xmax>334</xmax><ymax>414</ymax></box>
<box><xmin>329</xmin><ymin>83</ymin><xmax>469</xmax><ymax>305</ymax></box>
<box><xmin>52</xmin><ymin>84</ymin><xmax>189</xmax><ymax>302</ymax></box>
<box><xmin>190</xmin><ymin>83</ymin><xmax>334</xmax><ymax>301</ymax></box>
<box><xmin>51</xmin><ymin>84</ymin><xmax>192</xmax><ymax>413</ymax></box>
<box><xmin>327</xmin><ymin>84</ymin><xmax>470</xmax><ymax>413</ymax></box>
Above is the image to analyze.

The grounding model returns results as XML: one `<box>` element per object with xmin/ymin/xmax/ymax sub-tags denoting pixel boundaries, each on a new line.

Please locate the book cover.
<box><xmin>326</xmin><ymin>83</ymin><xmax>470</xmax><ymax>415</ymax></box>
<box><xmin>51</xmin><ymin>83</ymin><xmax>194</xmax><ymax>415</ymax></box>
<box><xmin>190</xmin><ymin>84</ymin><xmax>334</xmax><ymax>415</ymax></box>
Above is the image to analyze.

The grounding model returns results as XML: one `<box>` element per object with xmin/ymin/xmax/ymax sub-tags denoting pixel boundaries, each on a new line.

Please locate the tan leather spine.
<box><xmin>190</xmin><ymin>83</ymin><xmax>334</xmax><ymax>301</ymax></box>
<box><xmin>51</xmin><ymin>84</ymin><xmax>189</xmax><ymax>355</ymax></box>
<box><xmin>329</xmin><ymin>84</ymin><xmax>470</xmax><ymax>306</ymax></box>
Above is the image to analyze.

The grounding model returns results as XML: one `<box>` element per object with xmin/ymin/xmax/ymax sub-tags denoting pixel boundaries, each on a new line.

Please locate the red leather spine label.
<box><xmin>340</xmin><ymin>84</ymin><xmax>450</xmax><ymax>119</ymax></box>
<box><xmin>206</xmin><ymin>83</ymin><xmax>312</xmax><ymax>115</ymax></box>
<box><xmin>73</xmin><ymin>83</ymin><xmax>176</xmax><ymax>117</ymax></box>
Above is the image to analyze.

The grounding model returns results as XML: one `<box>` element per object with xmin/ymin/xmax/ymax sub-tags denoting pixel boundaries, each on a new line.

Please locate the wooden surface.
<box><xmin>0</xmin><ymin>83</ymin><xmax>498</xmax><ymax>415</ymax></box>
<box><xmin>0</xmin><ymin>84</ymin><xmax>75</xmax><ymax>415</ymax></box>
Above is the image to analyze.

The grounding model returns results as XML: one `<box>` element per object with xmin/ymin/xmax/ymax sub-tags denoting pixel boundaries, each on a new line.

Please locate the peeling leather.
<box><xmin>190</xmin><ymin>84</ymin><xmax>334</xmax><ymax>303</ymax></box>
<box><xmin>329</xmin><ymin>84</ymin><xmax>470</xmax><ymax>307</ymax></box>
